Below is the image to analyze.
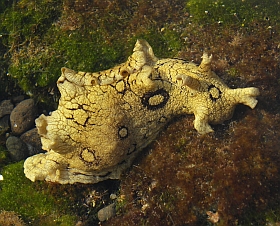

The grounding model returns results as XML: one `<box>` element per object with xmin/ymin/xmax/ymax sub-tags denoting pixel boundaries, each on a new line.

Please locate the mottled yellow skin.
<box><xmin>24</xmin><ymin>40</ymin><xmax>259</xmax><ymax>184</ymax></box>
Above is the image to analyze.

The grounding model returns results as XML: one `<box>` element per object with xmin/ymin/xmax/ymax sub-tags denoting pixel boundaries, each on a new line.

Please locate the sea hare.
<box><xmin>24</xmin><ymin>40</ymin><xmax>259</xmax><ymax>184</ymax></box>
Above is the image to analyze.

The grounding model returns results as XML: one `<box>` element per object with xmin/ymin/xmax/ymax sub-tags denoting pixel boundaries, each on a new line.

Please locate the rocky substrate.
<box><xmin>0</xmin><ymin>97</ymin><xmax>43</xmax><ymax>162</ymax></box>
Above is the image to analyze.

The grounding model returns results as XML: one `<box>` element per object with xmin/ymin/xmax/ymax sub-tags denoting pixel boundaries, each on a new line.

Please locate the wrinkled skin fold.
<box><xmin>24</xmin><ymin>40</ymin><xmax>259</xmax><ymax>184</ymax></box>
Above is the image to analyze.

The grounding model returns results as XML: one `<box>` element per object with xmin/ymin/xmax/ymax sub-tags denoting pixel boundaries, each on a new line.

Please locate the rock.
<box><xmin>10</xmin><ymin>99</ymin><xmax>37</xmax><ymax>135</ymax></box>
<box><xmin>97</xmin><ymin>203</ymin><xmax>116</xmax><ymax>222</ymax></box>
<box><xmin>0</xmin><ymin>115</ymin><xmax>10</xmax><ymax>136</ymax></box>
<box><xmin>12</xmin><ymin>95</ymin><xmax>25</xmax><ymax>104</ymax></box>
<box><xmin>110</xmin><ymin>193</ymin><xmax>117</xmax><ymax>200</ymax></box>
<box><xmin>20</xmin><ymin>128</ymin><xmax>43</xmax><ymax>156</ymax></box>
<box><xmin>0</xmin><ymin>100</ymin><xmax>13</xmax><ymax>118</ymax></box>
<box><xmin>6</xmin><ymin>136</ymin><xmax>29</xmax><ymax>162</ymax></box>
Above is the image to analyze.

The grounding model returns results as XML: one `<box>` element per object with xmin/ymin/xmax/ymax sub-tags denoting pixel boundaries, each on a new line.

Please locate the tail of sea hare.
<box><xmin>228</xmin><ymin>87</ymin><xmax>260</xmax><ymax>109</ymax></box>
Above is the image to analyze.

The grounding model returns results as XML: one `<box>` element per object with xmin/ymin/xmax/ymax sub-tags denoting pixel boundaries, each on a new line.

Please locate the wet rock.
<box><xmin>10</xmin><ymin>99</ymin><xmax>37</xmax><ymax>135</ymax></box>
<box><xmin>0</xmin><ymin>115</ymin><xmax>10</xmax><ymax>136</ymax></box>
<box><xmin>6</xmin><ymin>136</ymin><xmax>29</xmax><ymax>161</ymax></box>
<box><xmin>0</xmin><ymin>100</ymin><xmax>13</xmax><ymax>118</ymax></box>
<box><xmin>20</xmin><ymin>128</ymin><xmax>43</xmax><ymax>156</ymax></box>
<box><xmin>97</xmin><ymin>203</ymin><xmax>116</xmax><ymax>222</ymax></box>
<box><xmin>110</xmin><ymin>193</ymin><xmax>117</xmax><ymax>200</ymax></box>
<box><xmin>12</xmin><ymin>95</ymin><xmax>25</xmax><ymax>104</ymax></box>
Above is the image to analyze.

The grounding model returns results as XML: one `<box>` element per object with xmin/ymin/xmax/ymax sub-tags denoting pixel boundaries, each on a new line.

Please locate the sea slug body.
<box><xmin>24</xmin><ymin>40</ymin><xmax>259</xmax><ymax>184</ymax></box>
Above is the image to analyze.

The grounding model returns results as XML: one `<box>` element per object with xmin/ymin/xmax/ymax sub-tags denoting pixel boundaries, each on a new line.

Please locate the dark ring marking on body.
<box><xmin>141</xmin><ymin>88</ymin><xmax>169</xmax><ymax>110</ymax></box>
<box><xmin>79</xmin><ymin>148</ymin><xmax>100</xmax><ymax>167</ymax></box>
<box><xmin>118</xmin><ymin>126</ymin><xmax>129</xmax><ymax>139</ymax></box>
<box><xmin>208</xmin><ymin>85</ymin><xmax>222</xmax><ymax>102</ymax></box>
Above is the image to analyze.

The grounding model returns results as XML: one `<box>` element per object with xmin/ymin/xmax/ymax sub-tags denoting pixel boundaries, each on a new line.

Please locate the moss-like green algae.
<box><xmin>0</xmin><ymin>0</ymin><xmax>186</xmax><ymax>107</ymax></box>
<box><xmin>186</xmin><ymin>0</ymin><xmax>280</xmax><ymax>25</ymax></box>
<box><xmin>0</xmin><ymin>161</ymin><xmax>77</xmax><ymax>225</ymax></box>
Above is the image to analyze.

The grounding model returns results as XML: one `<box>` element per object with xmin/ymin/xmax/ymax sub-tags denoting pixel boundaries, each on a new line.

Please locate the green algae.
<box><xmin>0</xmin><ymin>0</ymin><xmax>186</xmax><ymax>107</ymax></box>
<box><xmin>0</xmin><ymin>159</ymin><xmax>119</xmax><ymax>225</ymax></box>
<box><xmin>0</xmin><ymin>161</ymin><xmax>78</xmax><ymax>225</ymax></box>
<box><xmin>186</xmin><ymin>0</ymin><xmax>280</xmax><ymax>26</ymax></box>
<box><xmin>32</xmin><ymin>214</ymin><xmax>77</xmax><ymax>226</ymax></box>
<box><xmin>130</xmin><ymin>28</ymin><xmax>183</xmax><ymax>58</ymax></box>
<box><xmin>0</xmin><ymin>0</ymin><xmax>63</xmax><ymax>105</ymax></box>
<box><xmin>51</xmin><ymin>31</ymin><xmax>125</xmax><ymax>72</ymax></box>
<box><xmin>0</xmin><ymin>146</ymin><xmax>10</xmax><ymax>168</ymax></box>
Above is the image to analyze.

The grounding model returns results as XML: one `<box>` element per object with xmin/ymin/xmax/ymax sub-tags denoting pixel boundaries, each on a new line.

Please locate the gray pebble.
<box><xmin>20</xmin><ymin>128</ymin><xmax>43</xmax><ymax>156</ymax></box>
<box><xmin>12</xmin><ymin>95</ymin><xmax>25</xmax><ymax>104</ymax></box>
<box><xmin>10</xmin><ymin>99</ymin><xmax>37</xmax><ymax>135</ymax></box>
<box><xmin>0</xmin><ymin>115</ymin><xmax>10</xmax><ymax>136</ymax></box>
<box><xmin>97</xmin><ymin>203</ymin><xmax>116</xmax><ymax>222</ymax></box>
<box><xmin>0</xmin><ymin>100</ymin><xmax>13</xmax><ymax>118</ymax></box>
<box><xmin>6</xmin><ymin>136</ymin><xmax>29</xmax><ymax>161</ymax></box>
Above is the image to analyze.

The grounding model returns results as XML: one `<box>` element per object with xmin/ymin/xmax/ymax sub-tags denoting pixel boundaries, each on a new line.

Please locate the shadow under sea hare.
<box><xmin>23</xmin><ymin>40</ymin><xmax>259</xmax><ymax>184</ymax></box>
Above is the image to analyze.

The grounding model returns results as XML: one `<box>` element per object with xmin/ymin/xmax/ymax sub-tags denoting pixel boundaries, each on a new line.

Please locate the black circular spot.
<box><xmin>141</xmin><ymin>88</ymin><xmax>169</xmax><ymax>110</ymax></box>
<box><xmin>208</xmin><ymin>85</ymin><xmax>222</xmax><ymax>102</ymax></box>
<box><xmin>79</xmin><ymin>148</ymin><xmax>100</xmax><ymax>167</ymax></box>
<box><xmin>118</xmin><ymin>126</ymin><xmax>129</xmax><ymax>139</ymax></box>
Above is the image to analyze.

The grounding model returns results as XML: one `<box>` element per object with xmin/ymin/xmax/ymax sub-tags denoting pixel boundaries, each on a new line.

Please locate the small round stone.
<box><xmin>0</xmin><ymin>100</ymin><xmax>13</xmax><ymax>118</ymax></box>
<box><xmin>0</xmin><ymin>115</ymin><xmax>10</xmax><ymax>136</ymax></box>
<box><xmin>110</xmin><ymin>193</ymin><xmax>117</xmax><ymax>200</ymax></box>
<box><xmin>6</xmin><ymin>136</ymin><xmax>29</xmax><ymax>162</ymax></box>
<box><xmin>20</xmin><ymin>128</ymin><xmax>43</xmax><ymax>156</ymax></box>
<box><xmin>97</xmin><ymin>203</ymin><xmax>116</xmax><ymax>222</ymax></box>
<box><xmin>10</xmin><ymin>99</ymin><xmax>37</xmax><ymax>135</ymax></box>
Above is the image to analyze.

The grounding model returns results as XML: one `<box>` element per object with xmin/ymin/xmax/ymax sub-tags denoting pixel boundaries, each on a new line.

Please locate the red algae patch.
<box><xmin>106</xmin><ymin>109</ymin><xmax>280</xmax><ymax>225</ymax></box>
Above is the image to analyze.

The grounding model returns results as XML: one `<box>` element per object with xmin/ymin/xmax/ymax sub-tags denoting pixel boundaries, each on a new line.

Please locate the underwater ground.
<box><xmin>0</xmin><ymin>0</ymin><xmax>280</xmax><ymax>225</ymax></box>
